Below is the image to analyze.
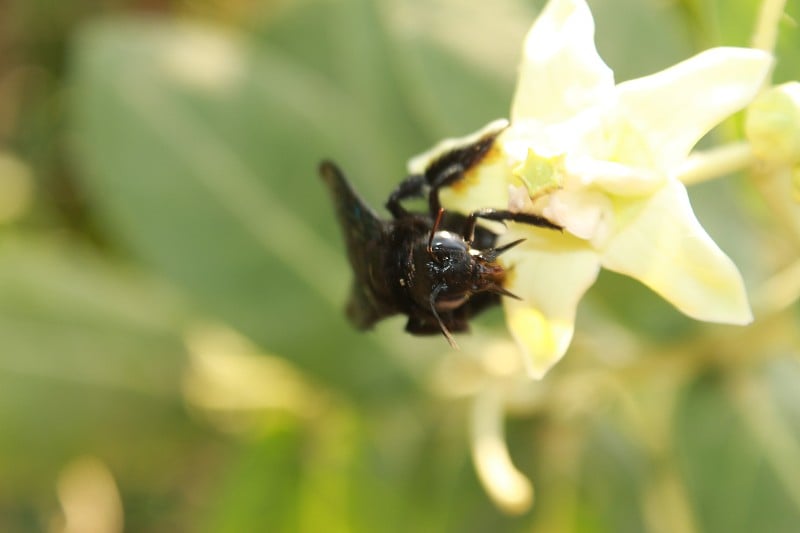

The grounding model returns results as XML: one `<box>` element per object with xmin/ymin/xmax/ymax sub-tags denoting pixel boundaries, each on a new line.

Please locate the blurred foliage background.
<box><xmin>1</xmin><ymin>0</ymin><xmax>800</xmax><ymax>531</ymax></box>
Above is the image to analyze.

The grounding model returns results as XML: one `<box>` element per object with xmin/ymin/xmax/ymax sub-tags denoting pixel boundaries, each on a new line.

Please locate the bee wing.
<box><xmin>319</xmin><ymin>161</ymin><xmax>394</xmax><ymax>328</ymax></box>
<box><xmin>319</xmin><ymin>161</ymin><xmax>385</xmax><ymax>242</ymax></box>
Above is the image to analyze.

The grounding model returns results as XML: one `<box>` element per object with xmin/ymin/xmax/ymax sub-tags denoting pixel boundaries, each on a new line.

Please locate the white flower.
<box><xmin>410</xmin><ymin>0</ymin><xmax>773</xmax><ymax>378</ymax></box>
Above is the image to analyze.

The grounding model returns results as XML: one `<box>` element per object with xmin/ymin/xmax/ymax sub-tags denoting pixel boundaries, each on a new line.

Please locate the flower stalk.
<box><xmin>677</xmin><ymin>142</ymin><xmax>755</xmax><ymax>186</ymax></box>
<box><xmin>752</xmin><ymin>0</ymin><xmax>788</xmax><ymax>53</ymax></box>
<box><xmin>470</xmin><ymin>385</ymin><xmax>534</xmax><ymax>514</ymax></box>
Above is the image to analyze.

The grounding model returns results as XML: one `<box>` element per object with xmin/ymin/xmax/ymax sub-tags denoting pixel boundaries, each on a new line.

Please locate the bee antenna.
<box><xmin>427</xmin><ymin>208</ymin><xmax>446</xmax><ymax>255</ymax></box>
<box><xmin>495</xmin><ymin>238</ymin><xmax>526</xmax><ymax>256</ymax></box>
<box><xmin>430</xmin><ymin>285</ymin><xmax>459</xmax><ymax>349</ymax></box>
<box><xmin>481</xmin><ymin>238</ymin><xmax>525</xmax><ymax>261</ymax></box>
<box><xmin>490</xmin><ymin>284</ymin><xmax>522</xmax><ymax>300</ymax></box>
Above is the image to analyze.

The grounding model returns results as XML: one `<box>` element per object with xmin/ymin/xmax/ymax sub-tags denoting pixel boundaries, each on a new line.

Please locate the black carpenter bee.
<box><xmin>319</xmin><ymin>126</ymin><xmax>560</xmax><ymax>347</ymax></box>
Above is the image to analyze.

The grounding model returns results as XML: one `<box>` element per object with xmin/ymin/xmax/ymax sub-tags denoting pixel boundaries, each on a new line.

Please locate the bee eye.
<box><xmin>430</xmin><ymin>243</ymin><xmax>449</xmax><ymax>262</ymax></box>
<box><xmin>431</xmin><ymin>232</ymin><xmax>468</xmax><ymax>250</ymax></box>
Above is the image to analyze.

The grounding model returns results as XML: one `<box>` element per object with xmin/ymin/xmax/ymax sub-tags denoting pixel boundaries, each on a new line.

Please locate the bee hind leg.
<box><xmin>385</xmin><ymin>174</ymin><xmax>426</xmax><ymax>219</ymax></box>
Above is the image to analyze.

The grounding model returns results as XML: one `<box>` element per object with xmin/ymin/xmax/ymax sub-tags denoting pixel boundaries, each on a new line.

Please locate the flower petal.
<box><xmin>600</xmin><ymin>180</ymin><xmax>753</xmax><ymax>324</ymax></box>
<box><xmin>511</xmin><ymin>0</ymin><xmax>614</xmax><ymax>124</ymax></box>
<box><xmin>470</xmin><ymin>385</ymin><xmax>533</xmax><ymax>514</ymax></box>
<box><xmin>614</xmin><ymin>47</ymin><xmax>773</xmax><ymax>172</ymax></box>
<box><xmin>438</xmin><ymin>153</ymin><xmax>512</xmax><ymax>214</ymax></box>
<box><xmin>565</xmin><ymin>156</ymin><xmax>665</xmax><ymax>196</ymax></box>
<box><xmin>541</xmin><ymin>188</ymin><xmax>613</xmax><ymax>244</ymax></box>
<box><xmin>502</xmin><ymin>237</ymin><xmax>600</xmax><ymax>378</ymax></box>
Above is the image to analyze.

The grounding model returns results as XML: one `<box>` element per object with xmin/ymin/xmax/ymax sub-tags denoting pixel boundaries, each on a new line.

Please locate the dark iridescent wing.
<box><xmin>319</xmin><ymin>161</ymin><xmax>395</xmax><ymax>329</ymax></box>
<box><xmin>319</xmin><ymin>161</ymin><xmax>384</xmax><ymax>243</ymax></box>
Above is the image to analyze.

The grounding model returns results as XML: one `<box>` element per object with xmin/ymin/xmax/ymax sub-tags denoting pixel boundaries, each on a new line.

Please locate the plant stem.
<box><xmin>677</xmin><ymin>142</ymin><xmax>755</xmax><ymax>185</ymax></box>
<box><xmin>751</xmin><ymin>0</ymin><xmax>787</xmax><ymax>53</ymax></box>
<box><xmin>751</xmin><ymin>0</ymin><xmax>786</xmax><ymax>93</ymax></box>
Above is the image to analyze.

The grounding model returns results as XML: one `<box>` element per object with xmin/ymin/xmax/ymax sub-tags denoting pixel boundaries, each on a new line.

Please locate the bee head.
<box><xmin>405</xmin><ymin>210</ymin><xmax>526</xmax><ymax>348</ymax></box>
<box><xmin>423</xmin><ymin>231</ymin><xmax>522</xmax><ymax>310</ymax></box>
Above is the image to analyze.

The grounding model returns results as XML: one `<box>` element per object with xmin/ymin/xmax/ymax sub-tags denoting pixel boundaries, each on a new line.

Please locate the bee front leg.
<box><xmin>462</xmin><ymin>208</ymin><xmax>562</xmax><ymax>243</ymax></box>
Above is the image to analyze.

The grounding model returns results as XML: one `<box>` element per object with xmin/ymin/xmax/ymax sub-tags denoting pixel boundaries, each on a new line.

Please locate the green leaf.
<box><xmin>675</xmin><ymin>370</ymin><xmax>800</xmax><ymax>533</ymax></box>
<box><xmin>0</xmin><ymin>237</ymin><xmax>204</xmax><ymax>522</ymax></box>
<box><xmin>69</xmin><ymin>16</ymin><xmax>418</xmax><ymax>401</ymax></box>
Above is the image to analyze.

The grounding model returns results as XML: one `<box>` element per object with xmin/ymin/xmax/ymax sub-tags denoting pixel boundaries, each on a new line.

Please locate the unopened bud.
<box><xmin>746</xmin><ymin>82</ymin><xmax>800</xmax><ymax>167</ymax></box>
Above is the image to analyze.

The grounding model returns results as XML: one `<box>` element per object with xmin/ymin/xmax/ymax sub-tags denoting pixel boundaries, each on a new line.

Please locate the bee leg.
<box><xmin>423</xmin><ymin>125</ymin><xmax>508</xmax><ymax>216</ymax></box>
<box><xmin>388</xmin><ymin>126</ymin><xmax>506</xmax><ymax>220</ymax></box>
<box><xmin>462</xmin><ymin>208</ymin><xmax>562</xmax><ymax>243</ymax></box>
<box><xmin>386</xmin><ymin>165</ymin><xmax>466</xmax><ymax>220</ymax></box>
<box><xmin>425</xmin><ymin>163</ymin><xmax>465</xmax><ymax>217</ymax></box>
<box><xmin>386</xmin><ymin>174</ymin><xmax>426</xmax><ymax>219</ymax></box>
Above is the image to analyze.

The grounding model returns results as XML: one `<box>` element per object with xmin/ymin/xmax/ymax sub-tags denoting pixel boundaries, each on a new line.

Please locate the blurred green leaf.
<box><xmin>0</xmin><ymin>236</ymin><xmax>210</xmax><ymax>529</ymax></box>
<box><xmin>675</xmin><ymin>370</ymin><xmax>800</xmax><ymax>533</ymax></box>
<box><xmin>577</xmin><ymin>417</ymin><xmax>648</xmax><ymax>533</ymax></box>
<box><xmin>201</xmin><ymin>422</ymin><xmax>306</xmax><ymax>533</ymax></box>
<box><xmin>70</xmin><ymin>15</ymin><xmax>419</xmax><ymax>402</ymax></box>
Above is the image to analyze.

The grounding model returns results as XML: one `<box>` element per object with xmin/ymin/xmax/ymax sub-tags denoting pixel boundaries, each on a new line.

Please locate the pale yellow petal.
<box><xmin>614</xmin><ymin>47</ymin><xmax>773</xmax><ymax>172</ymax></box>
<box><xmin>502</xmin><ymin>238</ymin><xmax>600</xmax><ymax>378</ymax></box>
<box><xmin>511</xmin><ymin>0</ymin><xmax>613</xmax><ymax>124</ymax></box>
<box><xmin>600</xmin><ymin>180</ymin><xmax>753</xmax><ymax>324</ymax></box>
<box><xmin>565</xmin><ymin>155</ymin><xmax>665</xmax><ymax>196</ymax></box>
<box><xmin>438</xmin><ymin>154</ymin><xmax>512</xmax><ymax>214</ymax></box>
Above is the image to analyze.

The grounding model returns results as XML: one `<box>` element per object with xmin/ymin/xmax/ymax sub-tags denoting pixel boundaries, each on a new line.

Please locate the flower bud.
<box><xmin>746</xmin><ymin>82</ymin><xmax>800</xmax><ymax>167</ymax></box>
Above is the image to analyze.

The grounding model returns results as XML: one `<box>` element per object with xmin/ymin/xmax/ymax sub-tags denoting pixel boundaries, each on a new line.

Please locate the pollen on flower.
<box><xmin>511</xmin><ymin>148</ymin><xmax>565</xmax><ymax>199</ymax></box>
